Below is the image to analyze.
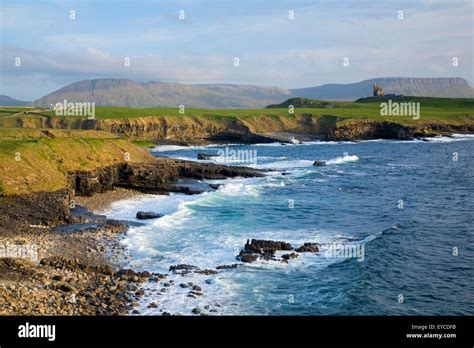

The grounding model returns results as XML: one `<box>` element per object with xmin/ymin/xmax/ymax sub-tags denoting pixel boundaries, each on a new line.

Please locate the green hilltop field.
<box><xmin>0</xmin><ymin>96</ymin><xmax>473</xmax><ymax>195</ymax></box>
<box><xmin>1</xmin><ymin>96</ymin><xmax>473</xmax><ymax>125</ymax></box>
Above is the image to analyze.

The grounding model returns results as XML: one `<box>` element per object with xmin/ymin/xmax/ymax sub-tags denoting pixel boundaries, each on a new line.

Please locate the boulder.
<box><xmin>216</xmin><ymin>264</ymin><xmax>238</xmax><ymax>270</ymax></box>
<box><xmin>197</xmin><ymin>153</ymin><xmax>219</xmax><ymax>160</ymax></box>
<box><xmin>281</xmin><ymin>253</ymin><xmax>299</xmax><ymax>261</ymax></box>
<box><xmin>168</xmin><ymin>264</ymin><xmax>216</xmax><ymax>275</ymax></box>
<box><xmin>237</xmin><ymin>239</ymin><xmax>292</xmax><ymax>263</ymax></box>
<box><xmin>238</xmin><ymin>253</ymin><xmax>259</xmax><ymax>263</ymax></box>
<box><xmin>295</xmin><ymin>243</ymin><xmax>319</xmax><ymax>253</ymax></box>
<box><xmin>56</xmin><ymin>282</ymin><xmax>78</xmax><ymax>294</ymax></box>
<box><xmin>136</xmin><ymin>211</ymin><xmax>163</xmax><ymax>220</ymax></box>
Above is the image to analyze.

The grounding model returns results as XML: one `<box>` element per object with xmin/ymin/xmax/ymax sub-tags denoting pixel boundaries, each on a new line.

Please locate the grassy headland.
<box><xmin>1</xmin><ymin>96</ymin><xmax>473</xmax><ymax>125</ymax></box>
<box><xmin>0</xmin><ymin>96</ymin><xmax>473</xmax><ymax>195</ymax></box>
<box><xmin>0</xmin><ymin>130</ymin><xmax>152</xmax><ymax>195</ymax></box>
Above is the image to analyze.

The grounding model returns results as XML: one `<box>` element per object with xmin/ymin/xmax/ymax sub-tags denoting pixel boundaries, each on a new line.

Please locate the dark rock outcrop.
<box><xmin>197</xmin><ymin>152</ymin><xmax>219</xmax><ymax>160</ymax></box>
<box><xmin>175</xmin><ymin>160</ymin><xmax>264</xmax><ymax>180</ymax></box>
<box><xmin>236</xmin><ymin>239</ymin><xmax>323</xmax><ymax>263</ymax></box>
<box><xmin>237</xmin><ymin>239</ymin><xmax>292</xmax><ymax>263</ymax></box>
<box><xmin>216</xmin><ymin>264</ymin><xmax>239</xmax><ymax>270</ymax></box>
<box><xmin>70</xmin><ymin>159</ymin><xmax>263</xmax><ymax>197</ymax></box>
<box><xmin>313</xmin><ymin>160</ymin><xmax>326</xmax><ymax>166</ymax></box>
<box><xmin>169</xmin><ymin>264</ymin><xmax>217</xmax><ymax>275</ymax></box>
<box><xmin>0</xmin><ymin>189</ymin><xmax>73</xmax><ymax>229</ymax></box>
<box><xmin>281</xmin><ymin>253</ymin><xmax>299</xmax><ymax>261</ymax></box>
<box><xmin>295</xmin><ymin>243</ymin><xmax>320</xmax><ymax>253</ymax></box>
<box><xmin>136</xmin><ymin>211</ymin><xmax>163</xmax><ymax>220</ymax></box>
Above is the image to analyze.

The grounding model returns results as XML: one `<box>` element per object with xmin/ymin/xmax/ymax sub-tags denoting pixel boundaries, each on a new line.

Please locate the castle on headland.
<box><xmin>372</xmin><ymin>84</ymin><xmax>404</xmax><ymax>98</ymax></box>
<box><xmin>373</xmin><ymin>84</ymin><xmax>385</xmax><ymax>97</ymax></box>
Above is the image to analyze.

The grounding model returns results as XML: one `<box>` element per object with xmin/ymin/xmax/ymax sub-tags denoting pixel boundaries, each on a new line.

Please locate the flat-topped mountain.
<box><xmin>33</xmin><ymin>79</ymin><xmax>291</xmax><ymax>109</ymax></box>
<box><xmin>291</xmin><ymin>77</ymin><xmax>474</xmax><ymax>101</ymax></box>
<box><xmin>30</xmin><ymin>77</ymin><xmax>474</xmax><ymax>109</ymax></box>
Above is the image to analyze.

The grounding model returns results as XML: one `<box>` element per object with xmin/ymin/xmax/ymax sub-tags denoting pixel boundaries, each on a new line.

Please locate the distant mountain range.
<box><xmin>32</xmin><ymin>79</ymin><xmax>291</xmax><ymax>109</ymax></box>
<box><xmin>2</xmin><ymin>77</ymin><xmax>473</xmax><ymax>108</ymax></box>
<box><xmin>0</xmin><ymin>95</ymin><xmax>29</xmax><ymax>106</ymax></box>
<box><xmin>291</xmin><ymin>77</ymin><xmax>474</xmax><ymax>101</ymax></box>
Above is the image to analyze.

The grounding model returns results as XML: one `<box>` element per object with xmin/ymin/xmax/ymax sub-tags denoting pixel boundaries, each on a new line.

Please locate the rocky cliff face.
<box><xmin>92</xmin><ymin>114</ymin><xmax>337</xmax><ymax>143</ymax></box>
<box><xmin>330</xmin><ymin>119</ymin><xmax>474</xmax><ymax>140</ymax></box>
<box><xmin>71</xmin><ymin>161</ymin><xmax>178</xmax><ymax>196</ymax></box>
<box><xmin>2</xmin><ymin>112</ymin><xmax>472</xmax><ymax>144</ymax></box>
<box><xmin>0</xmin><ymin>114</ymin><xmax>331</xmax><ymax>143</ymax></box>
<box><xmin>71</xmin><ymin>158</ymin><xmax>264</xmax><ymax>196</ymax></box>
<box><xmin>0</xmin><ymin>157</ymin><xmax>264</xmax><ymax>228</ymax></box>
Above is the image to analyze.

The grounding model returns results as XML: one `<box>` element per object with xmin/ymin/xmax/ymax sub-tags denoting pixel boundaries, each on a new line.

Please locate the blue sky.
<box><xmin>1</xmin><ymin>0</ymin><xmax>473</xmax><ymax>100</ymax></box>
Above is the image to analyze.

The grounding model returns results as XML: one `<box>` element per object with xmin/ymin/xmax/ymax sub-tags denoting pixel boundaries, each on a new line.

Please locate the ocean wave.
<box><xmin>250</xmin><ymin>159</ymin><xmax>315</xmax><ymax>170</ymax></box>
<box><xmin>451</xmin><ymin>133</ymin><xmax>474</xmax><ymax>138</ymax></box>
<box><xmin>151</xmin><ymin>145</ymin><xmax>205</xmax><ymax>152</ymax></box>
<box><xmin>151</xmin><ymin>143</ymin><xmax>240</xmax><ymax>152</ymax></box>
<box><xmin>253</xmin><ymin>142</ymin><xmax>286</xmax><ymax>147</ymax></box>
<box><xmin>253</xmin><ymin>140</ymin><xmax>357</xmax><ymax>147</ymax></box>
<box><xmin>325</xmin><ymin>154</ymin><xmax>359</xmax><ymax>165</ymax></box>
<box><xmin>217</xmin><ymin>180</ymin><xmax>261</xmax><ymax>197</ymax></box>
<box><xmin>422</xmin><ymin>134</ymin><xmax>474</xmax><ymax>143</ymax></box>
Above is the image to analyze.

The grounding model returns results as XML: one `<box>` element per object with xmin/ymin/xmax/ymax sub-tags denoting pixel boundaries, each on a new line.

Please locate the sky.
<box><xmin>0</xmin><ymin>0</ymin><xmax>473</xmax><ymax>100</ymax></box>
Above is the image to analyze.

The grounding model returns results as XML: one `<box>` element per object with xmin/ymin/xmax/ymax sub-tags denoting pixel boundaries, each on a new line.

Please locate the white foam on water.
<box><xmin>451</xmin><ymin>133</ymin><xmax>474</xmax><ymax>139</ymax></box>
<box><xmin>151</xmin><ymin>145</ymin><xmax>204</xmax><ymax>152</ymax></box>
<box><xmin>422</xmin><ymin>134</ymin><xmax>474</xmax><ymax>143</ymax></box>
<box><xmin>216</xmin><ymin>180</ymin><xmax>260</xmax><ymax>197</ymax></box>
<box><xmin>246</xmin><ymin>154</ymin><xmax>358</xmax><ymax>171</ymax></box>
<box><xmin>250</xmin><ymin>159</ymin><xmax>315</xmax><ymax>170</ymax></box>
<box><xmin>151</xmin><ymin>143</ymin><xmax>241</xmax><ymax>152</ymax></box>
<box><xmin>253</xmin><ymin>140</ymin><xmax>358</xmax><ymax>147</ymax></box>
<box><xmin>103</xmin><ymin>193</ymin><xmax>203</xmax><ymax>220</ymax></box>
<box><xmin>325</xmin><ymin>154</ymin><xmax>359</xmax><ymax>165</ymax></box>
<box><xmin>253</xmin><ymin>142</ymin><xmax>286</xmax><ymax>147</ymax></box>
<box><xmin>102</xmin><ymin>149</ymin><xmax>382</xmax><ymax>316</ymax></box>
<box><xmin>124</xmin><ymin>218</ymin><xmax>389</xmax><ymax>315</ymax></box>
<box><xmin>301</xmin><ymin>140</ymin><xmax>357</xmax><ymax>145</ymax></box>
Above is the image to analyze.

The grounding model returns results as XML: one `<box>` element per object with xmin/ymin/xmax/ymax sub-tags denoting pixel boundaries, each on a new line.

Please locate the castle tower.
<box><xmin>373</xmin><ymin>84</ymin><xmax>385</xmax><ymax>97</ymax></box>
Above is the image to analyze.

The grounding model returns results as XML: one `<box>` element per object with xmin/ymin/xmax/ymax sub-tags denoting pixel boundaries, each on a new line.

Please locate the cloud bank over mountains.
<box><xmin>1</xmin><ymin>0</ymin><xmax>473</xmax><ymax>100</ymax></box>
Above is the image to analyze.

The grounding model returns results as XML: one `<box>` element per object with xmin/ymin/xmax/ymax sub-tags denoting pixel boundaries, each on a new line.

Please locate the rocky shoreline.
<box><xmin>0</xmin><ymin>157</ymin><xmax>263</xmax><ymax>315</ymax></box>
<box><xmin>2</xmin><ymin>130</ymin><xmax>472</xmax><ymax>315</ymax></box>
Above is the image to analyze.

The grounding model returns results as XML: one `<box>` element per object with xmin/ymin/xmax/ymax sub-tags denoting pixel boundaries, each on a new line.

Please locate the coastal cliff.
<box><xmin>1</xmin><ymin>107</ymin><xmax>473</xmax><ymax>144</ymax></box>
<box><xmin>0</xmin><ymin>130</ymin><xmax>264</xmax><ymax>315</ymax></box>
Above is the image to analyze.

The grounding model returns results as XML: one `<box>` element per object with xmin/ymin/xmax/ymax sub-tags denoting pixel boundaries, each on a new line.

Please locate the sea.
<box><xmin>102</xmin><ymin>134</ymin><xmax>474</xmax><ymax>315</ymax></box>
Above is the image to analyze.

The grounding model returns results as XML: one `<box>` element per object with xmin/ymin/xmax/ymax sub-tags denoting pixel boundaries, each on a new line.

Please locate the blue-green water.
<box><xmin>104</xmin><ymin>135</ymin><xmax>474</xmax><ymax>315</ymax></box>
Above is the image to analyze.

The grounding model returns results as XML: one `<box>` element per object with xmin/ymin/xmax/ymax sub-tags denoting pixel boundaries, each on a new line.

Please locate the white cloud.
<box><xmin>0</xmin><ymin>0</ymin><xmax>472</xmax><ymax>99</ymax></box>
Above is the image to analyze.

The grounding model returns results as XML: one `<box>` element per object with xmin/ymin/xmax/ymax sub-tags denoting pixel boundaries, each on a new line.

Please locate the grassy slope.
<box><xmin>1</xmin><ymin>96</ymin><xmax>473</xmax><ymax>125</ymax></box>
<box><xmin>0</xmin><ymin>130</ymin><xmax>152</xmax><ymax>195</ymax></box>
<box><xmin>0</xmin><ymin>97</ymin><xmax>473</xmax><ymax>194</ymax></box>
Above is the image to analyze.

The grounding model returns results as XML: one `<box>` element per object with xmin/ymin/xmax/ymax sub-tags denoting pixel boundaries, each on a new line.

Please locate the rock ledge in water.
<box><xmin>136</xmin><ymin>211</ymin><xmax>163</xmax><ymax>220</ymax></box>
